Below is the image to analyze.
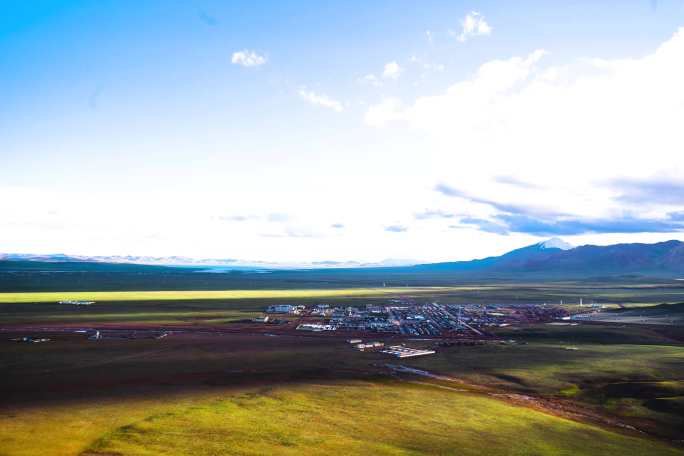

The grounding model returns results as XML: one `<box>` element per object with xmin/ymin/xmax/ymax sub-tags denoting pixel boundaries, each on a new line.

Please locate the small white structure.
<box><xmin>296</xmin><ymin>323</ymin><xmax>336</xmax><ymax>332</ymax></box>
<box><xmin>58</xmin><ymin>300</ymin><xmax>95</xmax><ymax>306</ymax></box>
<box><xmin>355</xmin><ymin>341</ymin><xmax>384</xmax><ymax>351</ymax></box>
<box><xmin>267</xmin><ymin>305</ymin><xmax>294</xmax><ymax>314</ymax></box>
<box><xmin>381</xmin><ymin>345</ymin><xmax>435</xmax><ymax>358</ymax></box>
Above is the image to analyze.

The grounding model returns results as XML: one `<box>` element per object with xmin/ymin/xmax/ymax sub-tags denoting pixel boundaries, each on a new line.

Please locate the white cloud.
<box><xmin>365</xmin><ymin>48</ymin><xmax>546</xmax><ymax>129</ymax></box>
<box><xmin>297</xmin><ymin>88</ymin><xmax>344</xmax><ymax>112</ymax></box>
<box><xmin>7</xmin><ymin>27</ymin><xmax>684</xmax><ymax>265</ymax></box>
<box><xmin>231</xmin><ymin>49</ymin><xmax>267</xmax><ymax>67</ymax></box>
<box><xmin>383</xmin><ymin>61</ymin><xmax>402</xmax><ymax>79</ymax></box>
<box><xmin>365</xmin><ymin>27</ymin><xmax>684</xmax><ymax>228</ymax></box>
<box><xmin>360</xmin><ymin>61</ymin><xmax>403</xmax><ymax>87</ymax></box>
<box><xmin>454</xmin><ymin>11</ymin><xmax>492</xmax><ymax>42</ymax></box>
<box><xmin>426</xmin><ymin>30</ymin><xmax>433</xmax><ymax>44</ymax></box>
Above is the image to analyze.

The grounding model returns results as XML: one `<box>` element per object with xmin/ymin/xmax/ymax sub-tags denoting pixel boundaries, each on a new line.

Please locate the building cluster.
<box><xmin>265</xmin><ymin>300</ymin><xmax>568</xmax><ymax>338</ymax></box>
<box><xmin>266</xmin><ymin>304</ymin><xmax>305</xmax><ymax>315</ymax></box>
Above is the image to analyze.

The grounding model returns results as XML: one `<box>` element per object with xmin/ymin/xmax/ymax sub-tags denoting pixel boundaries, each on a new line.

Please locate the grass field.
<box><xmin>1</xmin><ymin>321</ymin><xmax>683</xmax><ymax>454</ymax></box>
<box><xmin>0</xmin><ymin>288</ymin><xmax>463</xmax><ymax>303</ymax></box>
<box><xmin>1</xmin><ymin>381</ymin><xmax>680</xmax><ymax>456</ymax></box>
<box><xmin>1</xmin><ymin>283</ymin><xmax>683</xmax><ymax>455</ymax></box>
<box><xmin>403</xmin><ymin>324</ymin><xmax>684</xmax><ymax>440</ymax></box>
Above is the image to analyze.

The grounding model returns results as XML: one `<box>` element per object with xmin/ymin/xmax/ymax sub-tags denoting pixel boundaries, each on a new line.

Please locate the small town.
<box><xmin>266</xmin><ymin>300</ymin><xmax>570</xmax><ymax>338</ymax></box>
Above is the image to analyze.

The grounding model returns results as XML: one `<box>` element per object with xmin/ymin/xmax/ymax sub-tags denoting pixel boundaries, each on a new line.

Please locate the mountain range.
<box><xmin>407</xmin><ymin>238</ymin><xmax>684</xmax><ymax>277</ymax></box>
<box><xmin>2</xmin><ymin>238</ymin><xmax>683</xmax><ymax>277</ymax></box>
<box><xmin>0</xmin><ymin>253</ymin><xmax>417</xmax><ymax>270</ymax></box>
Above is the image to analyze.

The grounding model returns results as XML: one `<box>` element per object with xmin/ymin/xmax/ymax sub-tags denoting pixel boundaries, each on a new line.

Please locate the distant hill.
<box><xmin>2</xmin><ymin>238</ymin><xmax>683</xmax><ymax>279</ymax></box>
<box><xmin>0</xmin><ymin>253</ymin><xmax>417</xmax><ymax>270</ymax></box>
<box><xmin>408</xmin><ymin>239</ymin><xmax>684</xmax><ymax>277</ymax></box>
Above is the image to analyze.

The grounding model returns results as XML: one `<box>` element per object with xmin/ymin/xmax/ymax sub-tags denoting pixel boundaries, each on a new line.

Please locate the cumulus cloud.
<box><xmin>231</xmin><ymin>50</ymin><xmax>267</xmax><ymax>67</ymax></box>
<box><xmin>454</xmin><ymin>11</ymin><xmax>492</xmax><ymax>42</ymax></box>
<box><xmin>383</xmin><ymin>61</ymin><xmax>402</xmax><ymax>79</ymax></box>
<box><xmin>297</xmin><ymin>88</ymin><xmax>344</xmax><ymax>112</ymax></box>
<box><xmin>462</xmin><ymin>214</ymin><xmax>684</xmax><ymax>237</ymax></box>
<box><xmin>499</xmin><ymin>213</ymin><xmax>684</xmax><ymax>236</ymax></box>
<box><xmin>364</xmin><ymin>49</ymin><xmax>547</xmax><ymax>128</ymax></box>
<box><xmin>359</xmin><ymin>61</ymin><xmax>403</xmax><ymax>88</ymax></box>
<box><xmin>365</xmin><ymin>27</ymin><xmax>684</xmax><ymax>240</ymax></box>
<box><xmin>437</xmin><ymin>181</ymin><xmax>684</xmax><ymax>236</ymax></box>
<box><xmin>435</xmin><ymin>183</ymin><xmax>565</xmax><ymax>217</ymax></box>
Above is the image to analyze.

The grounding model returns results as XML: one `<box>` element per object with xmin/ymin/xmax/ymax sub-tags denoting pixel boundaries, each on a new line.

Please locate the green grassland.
<box><xmin>1</xmin><ymin>321</ymin><xmax>683</xmax><ymax>454</ymax></box>
<box><xmin>7</xmin><ymin>283</ymin><xmax>682</xmax><ymax>305</ymax></box>
<box><xmin>0</xmin><ymin>287</ymin><xmax>460</xmax><ymax>304</ymax></box>
<box><xmin>401</xmin><ymin>324</ymin><xmax>684</xmax><ymax>440</ymax></box>
<box><xmin>3</xmin><ymin>282</ymin><xmax>683</xmax><ymax>307</ymax></box>
<box><xmin>2</xmin><ymin>282</ymin><xmax>683</xmax><ymax>327</ymax></box>
<box><xmin>0</xmin><ymin>288</ymin><xmax>450</xmax><ymax>326</ymax></box>
<box><xmin>1</xmin><ymin>382</ymin><xmax>680</xmax><ymax>456</ymax></box>
<box><xmin>85</xmin><ymin>382</ymin><xmax>682</xmax><ymax>456</ymax></box>
<box><xmin>1</xmin><ymin>283</ymin><xmax>683</xmax><ymax>455</ymax></box>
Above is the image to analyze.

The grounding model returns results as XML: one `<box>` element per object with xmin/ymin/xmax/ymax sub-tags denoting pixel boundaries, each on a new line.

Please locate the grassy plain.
<box><xmin>0</xmin><ymin>288</ymin><xmax>457</xmax><ymax>304</ymax></box>
<box><xmin>2</xmin><ymin>281</ymin><xmax>684</xmax><ymax>327</ymax></box>
<box><xmin>1</xmin><ymin>381</ymin><xmax>681</xmax><ymax>456</ymax></box>
<box><xmin>1</xmin><ymin>322</ymin><xmax>683</xmax><ymax>455</ymax></box>
<box><xmin>404</xmin><ymin>324</ymin><xmax>684</xmax><ymax>440</ymax></box>
<box><xmin>83</xmin><ymin>382</ymin><xmax>683</xmax><ymax>456</ymax></box>
<box><xmin>1</xmin><ymin>281</ymin><xmax>683</xmax><ymax>455</ymax></box>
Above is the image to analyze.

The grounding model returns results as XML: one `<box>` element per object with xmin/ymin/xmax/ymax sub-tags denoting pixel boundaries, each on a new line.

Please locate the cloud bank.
<box><xmin>366</xmin><ymin>27</ymin><xmax>684</xmax><ymax>239</ymax></box>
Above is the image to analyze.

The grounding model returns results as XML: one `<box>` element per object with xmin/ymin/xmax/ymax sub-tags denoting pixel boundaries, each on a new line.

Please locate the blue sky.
<box><xmin>2</xmin><ymin>1</ymin><xmax>684</xmax><ymax>263</ymax></box>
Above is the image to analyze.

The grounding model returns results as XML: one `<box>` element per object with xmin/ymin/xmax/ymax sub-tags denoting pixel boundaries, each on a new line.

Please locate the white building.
<box><xmin>267</xmin><ymin>304</ymin><xmax>295</xmax><ymax>313</ymax></box>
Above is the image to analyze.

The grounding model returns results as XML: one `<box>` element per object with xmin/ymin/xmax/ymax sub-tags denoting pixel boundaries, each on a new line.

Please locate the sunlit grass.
<box><xmin>0</xmin><ymin>287</ymin><xmax>467</xmax><ymax>303</ymax></box>
<box><xmin>1</xmin><ymin>381</ymin><xmax>679</xmax><ymax>456</ymax></box>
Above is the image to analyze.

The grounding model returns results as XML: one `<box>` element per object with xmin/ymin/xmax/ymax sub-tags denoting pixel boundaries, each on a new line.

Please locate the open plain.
<box><xmin>1</xmin><ymin>275</ymin><xmax>683</xmax><ymax>455</ymax></box>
